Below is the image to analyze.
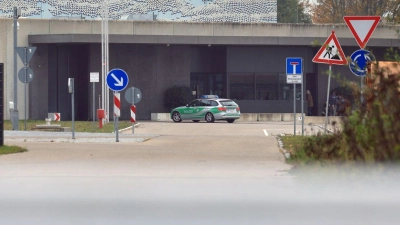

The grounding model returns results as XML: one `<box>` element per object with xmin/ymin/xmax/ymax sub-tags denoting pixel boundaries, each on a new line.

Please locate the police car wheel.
<box><xmin>172</xmin><ymin>111</ymin><xmax>182</xmax><ymax>122</ymax></box>
<box><xmin>227</xmin><ymin>119</ymin><xmax>235</xmax><ymax>123</ymax></box>
<box><xmin>205</xmin><ymin>113</ymin><xmax>215</xmax><ymax>123</ymax></box>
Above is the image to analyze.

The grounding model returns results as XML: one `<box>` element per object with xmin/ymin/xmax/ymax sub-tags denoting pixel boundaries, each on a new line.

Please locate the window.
<box><xmin>210</xmin><ymin>101</ymin><xmax>218</xmax><ymax>106</ymax></box>
<box><xmin>229</xmin><ymin>74</ymin><xmax>254</xmax><ymax>100</ymax></box>
<box><xmin>188</xmin><ymin>100</ymin><xmax>201</xmax><ymax>107</ymax></box>
<box><xmin>220</xmin><ymin>100</ymin><xmax>238</xmax><ymax>107</ymax></box>
<box><xmin>256</xmin><ymin>74</ymin><xmax>278</xmax><ymax>100</ymax></box>
<box><xmin>191</xmin><ymin>74</ymin><xmax>226</xmax><ymax>99</ymax></box>
<box><xmin>200</xmin><ymin>100</ymin><xmax>209</xmax><ymax>106</ymax></box>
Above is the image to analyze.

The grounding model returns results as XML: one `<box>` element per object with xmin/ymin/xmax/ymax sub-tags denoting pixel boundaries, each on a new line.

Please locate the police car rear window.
<box><xmin>220</xmin><ymin>100</ymin><xmax>238</xmax><ymax>107</ymax></box>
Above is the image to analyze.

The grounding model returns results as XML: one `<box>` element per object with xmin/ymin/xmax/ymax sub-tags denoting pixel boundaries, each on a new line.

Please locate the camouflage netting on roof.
<box><xmin>0</xmin><ymin>0</ymin><xmax>277</xmax><ymax>23</ymax></box>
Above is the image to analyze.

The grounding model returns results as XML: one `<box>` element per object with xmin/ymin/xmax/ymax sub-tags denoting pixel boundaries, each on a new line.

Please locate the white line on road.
<box><xmin>263</xmin><ymin>129</ymin><xmax>269</xmax><ymax>136</ymax></box>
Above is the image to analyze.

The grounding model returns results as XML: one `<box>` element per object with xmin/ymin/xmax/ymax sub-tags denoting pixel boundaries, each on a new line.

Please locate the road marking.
<box><xmin>263</xmin><ymin>129</ymin><xmax>269</xmax><ymax>136</ymax></box>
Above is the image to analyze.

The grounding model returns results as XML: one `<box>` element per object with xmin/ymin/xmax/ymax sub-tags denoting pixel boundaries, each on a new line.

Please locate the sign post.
<box><xmin>312</xmin><ymin>31</ymin><xmax>347</xmax><ymax>134</ymax></box>
<box><xmin>286</xmin><ymin>57</ymin><xmax>303</xmax><ymax>136</ymax></box>
<box><xmin>68</xmin><ymin>78</ymin><xmax>75</xmax><ymax>139</ymax></box>
<box><xmin>124</xmin><ymin>87</ymin><xmax>143</xmax><ymax>134</ymax></box>
<box><xmin>0</xmin><ymin>63</ymin><xmax>4</xmax><ymax>146</ymax></box>
<box><xmin>131</xmin><ymin>105</ymin><xmax>136</xmax><ymax>134</ymax></box>
<box><xmin>106</xmin><ymin>68</ymin><xmax>129</xmax><ymax>142</ymax></box>
<box><xmin>90</xmin><ymin>72</ymin><xmax>99</xmax><ymax>131</ymax></box>
<box><xmin>16</xmin><ymin>46</ymin><xmax>36</xmax><ymax>131</ymax></box>
<box><xmin>114</xmin><ymin>92</ymin><xmax>121</xmax><ymax>142</ymax></box>
<box><xmin>12</xmin><ymin>7</ymin><xmax>21</xmax><ymax>131</ymax></box>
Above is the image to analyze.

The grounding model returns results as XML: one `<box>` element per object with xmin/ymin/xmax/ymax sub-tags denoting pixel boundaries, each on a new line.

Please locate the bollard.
<box><xmin>97</xmin><ymin>109</ymin><xmax>105</xmax><ymax>128</ymax></box>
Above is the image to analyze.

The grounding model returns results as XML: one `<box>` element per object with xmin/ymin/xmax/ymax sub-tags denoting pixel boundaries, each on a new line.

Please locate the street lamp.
<box><xmin>12</xmin><ymin>7</ymin><xmax>21</xmax><ymax>130</ymax></box>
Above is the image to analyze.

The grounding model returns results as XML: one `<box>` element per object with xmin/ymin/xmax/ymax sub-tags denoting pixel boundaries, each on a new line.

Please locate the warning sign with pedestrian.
<box><xmin>312</xmin><ymin>31</ymin><xmax>347</xmax><ymax>65</ymax></box>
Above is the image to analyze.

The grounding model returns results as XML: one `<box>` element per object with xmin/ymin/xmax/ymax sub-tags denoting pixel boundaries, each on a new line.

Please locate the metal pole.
<box><xmin>12</xmin><ymin>7</ymin><xmax>19</xmax><ymax>130</ymax></box>
<box><xmin>294</xmin><ymin>84</ymin><xmax>296</xmax><ymax>136</ymax></box>
<box><xmin>24</xmin><ymin>72</ymin><xmax>26</xmax><ymax>131</ymax></box>
<box><xmin>72</xmin><ymin>80</ymin><xmax>75</xmax><ymax>139</ymax></box>
<box><xmin>24</xmin><ymin>72</ymin><xmax>27</xmax><ymax>131</ymax></box>
<box><xmin>93</xmin><ymin>82</ymin><xmax>95</xmax><ymax>131</ymax></box>
<box><xmin>24</xmin><ymin>47</ymin><xmax>27</xmax><ymax>131</ymax></box>
<box><xmin>132</xmin><ymin>90</ymin><xmax>135</xmax><ymax>134</ymax></box>
<box><xmin>103</xmin><ymin>0</ymin><xmax>109</xmax><ymax>124</ymax></box>
<box><xmin>301</xmin><ymin>71</ymin><xmax>304</xmax><ymax>136</ymax></box>
<box><xmin>324</xmin><ymin>64</ymin><xmax>332</xmax><ymax>134</ymax></box>
<box><xmin>106</xmin><ymin>4</ymin><xmax>110</xmax><ymax>123</ymax></box>
<box><xmin>116</xmin><ymin>115</ymin><xmax>119</xmax><ymax>142</ymax></box>
<box><xmin>361</xmin><ymin>77</ymin><xmax>364</xmax><ymax>104</ymax></box>
<box><xmin>114</xmin><ymin>91</ymin><xmax>119</xmax><ymax>142</ymax></box>
<box><xmin>101</xmin><ymin>2</ymin><xmax>105</xmax><ymax>125</ymax></box>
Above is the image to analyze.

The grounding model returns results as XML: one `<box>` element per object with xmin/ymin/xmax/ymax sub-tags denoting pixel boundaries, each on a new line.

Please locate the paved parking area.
<box><xmin>1</xmin><ymin>121</ymin><xmax>399</xmax><ymax>225</ymax></box>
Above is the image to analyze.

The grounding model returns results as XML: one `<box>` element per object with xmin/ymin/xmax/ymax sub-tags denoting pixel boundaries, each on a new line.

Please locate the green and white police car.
<box><xmin>170</xmin><ymin>95</ymin><xmax>241</xmax><ymax>123</ymax></box>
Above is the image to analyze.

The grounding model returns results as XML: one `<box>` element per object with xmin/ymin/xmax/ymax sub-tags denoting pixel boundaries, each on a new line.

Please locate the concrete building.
<box><xmin>0</xmin><ymin>18</ymin><xmax>399</xmax><ymax>121</ymax></box>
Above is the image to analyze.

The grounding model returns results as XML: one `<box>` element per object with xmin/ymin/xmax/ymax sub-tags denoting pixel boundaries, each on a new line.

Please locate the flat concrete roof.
<box><xmin>2</xmin><ymin>18</ymin><xmax>399</xmax><ymax>47</ymax></box>
<box><xmin>28</xmin><ymin>33</ymin><xmax>400</xmax><ymax>47</ymax></box>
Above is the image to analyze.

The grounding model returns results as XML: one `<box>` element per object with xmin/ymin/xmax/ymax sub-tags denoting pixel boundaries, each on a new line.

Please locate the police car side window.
<box><xmin>210</xmin><ymin>101</ymin><xmax>218</xmax><ymax>106</ymax></box>
<box><xmin>188</xmin><ymin>100</ymin><xmax>199</xmax><ymax>107</ymax></box>
<box><xmin>200</xmin><ymin>100</ymin><xmax>209</xmax><ymax>106</ymax></box>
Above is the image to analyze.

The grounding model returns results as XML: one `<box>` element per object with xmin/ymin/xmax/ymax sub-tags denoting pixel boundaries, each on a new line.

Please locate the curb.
<box><xmin>274</xmin><ymin>134</ymin><xmax>291</xmax><ymax>159</ymax></box>
<box><xmin>118</xmin><ymin>123</ymin><xmax>141</xmax><ymax>133</ymax></box>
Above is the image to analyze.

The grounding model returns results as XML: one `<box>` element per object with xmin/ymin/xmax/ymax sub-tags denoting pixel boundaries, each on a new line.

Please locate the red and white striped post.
<box><xmin>114</xmin><ymin>92</ymin><xmax>120</xmax><ymax>142</ymax></box>
<box><xmin>114</xmin><ymin>93</ymin><xmax>121</xmax><ymax>117</ymax></box>
<box><xmin>131</xmin><ymin>105</ymin><xmax>136</xmax><ymax>134</ymax></box>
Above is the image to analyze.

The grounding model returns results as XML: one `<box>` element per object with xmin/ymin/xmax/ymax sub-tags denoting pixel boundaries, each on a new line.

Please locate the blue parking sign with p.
<box><xmin>286</xmin><ymin>58</ymin><xmax>303</xmax><ymax>75</ymax></box>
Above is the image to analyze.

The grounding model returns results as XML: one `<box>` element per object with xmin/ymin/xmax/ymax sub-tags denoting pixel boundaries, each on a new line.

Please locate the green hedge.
<box><xmin>164</xmin><ymin>85</ymin><xmax>194</xmax><ymax>110</ymax></box>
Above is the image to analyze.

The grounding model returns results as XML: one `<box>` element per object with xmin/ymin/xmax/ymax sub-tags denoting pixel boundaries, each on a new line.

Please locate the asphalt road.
<box><xmin>0</xmin><ymin>121</ymin><xmax>399</xmax><ymax>225</ymax></box>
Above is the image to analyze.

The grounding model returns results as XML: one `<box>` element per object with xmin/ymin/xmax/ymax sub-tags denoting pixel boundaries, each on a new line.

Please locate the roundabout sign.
<box><xmin>349</xmin><ymin>49</ymin><xmax>376</xmax><ymax>77</ymax></box>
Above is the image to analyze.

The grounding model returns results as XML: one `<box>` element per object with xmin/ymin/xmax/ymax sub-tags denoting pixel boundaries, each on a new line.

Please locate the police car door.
<box><xmin>181</xmin><ymin>100</ymin><xmax>200</xmax><ymax>120</ymax></box>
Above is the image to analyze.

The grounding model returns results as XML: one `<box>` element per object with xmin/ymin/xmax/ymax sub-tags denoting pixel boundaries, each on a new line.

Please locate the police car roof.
<box><xmin>200</xmin><ymin>95</ymin><xmax>219</xmax><ymax>99</ymax></box>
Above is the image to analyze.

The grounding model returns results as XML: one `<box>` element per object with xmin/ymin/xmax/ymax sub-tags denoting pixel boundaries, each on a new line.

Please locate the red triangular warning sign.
<box><xmin>312</xmin><ymin>31</ymin><xmax>347</xmax><ymax>65</ymax></box>
<box><xmin>344</xmin><ymin>16</ymin><xmax>380</xmax><ymax>49</ymax></box>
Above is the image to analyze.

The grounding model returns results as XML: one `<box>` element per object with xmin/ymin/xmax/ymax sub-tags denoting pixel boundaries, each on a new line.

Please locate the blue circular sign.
<box><xmin>106</xmin><ymin>68</ymin><xmax>129</xmax><ymax>91</ymax></box>
<box><xmin>349</xmin><ymin>49</ymin><xmax>375</xmax><ymax>77</ymax></box>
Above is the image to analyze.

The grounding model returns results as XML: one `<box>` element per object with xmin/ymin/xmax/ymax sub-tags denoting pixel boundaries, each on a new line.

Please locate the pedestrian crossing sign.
<box><xmin>312</xmin><ymin>31</ymin><xmax>347</xmax><ymax>65</ymax></box>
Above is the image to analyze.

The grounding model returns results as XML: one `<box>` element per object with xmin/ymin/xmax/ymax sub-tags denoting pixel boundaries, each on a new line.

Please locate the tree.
<box><xmin>312</xmin><ymin>0</ymin><xmax>400</xmax><ymax>24</ymax></box>
<box><xmin>278</xmin><ymin>0</ymin><xmax>313</xmax><ymax>23</ymax></box>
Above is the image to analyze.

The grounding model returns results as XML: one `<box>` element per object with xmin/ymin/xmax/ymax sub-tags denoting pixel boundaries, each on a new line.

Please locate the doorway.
<box><xmin>48</xmin><ymin>44</ymin><xmax>89</xmax><ymax>120</ymax></box>
<box><xmin>306</xmin><ymin>73</ymin><xmax>318</xmax><ymax>116</ymax></box>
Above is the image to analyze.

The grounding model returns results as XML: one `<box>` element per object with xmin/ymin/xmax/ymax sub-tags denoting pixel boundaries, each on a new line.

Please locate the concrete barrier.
<box><xmin>151</xmin><ymin>113</ymin><xmax>171</xmax><ymax>121</ymax></box>
<box><xmin>258</xmin><ymin>113</ymin><xmax>281</xmax><ymax>122</ymax></box>
<box><xmin>282</xmin><ymin>113</ymin><xmax>294</xmax><ymax>121</ymax></box>
<box><xmin>236</xmin><ymin>113</ymin><xmax>257</xmax><ymax>122</ymax></box>
<box><xmin>304</xmin><ymin>116</ymin><xmax>343</xmax><ymax>125</ymax></box>
<box><xmin>150</xmin><ymin>113</ymin><xmax>343</xmax><ymax>124</ymax></box>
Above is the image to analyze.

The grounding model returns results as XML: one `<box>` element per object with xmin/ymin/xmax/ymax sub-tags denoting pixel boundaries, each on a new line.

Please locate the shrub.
<box><xmin>331</xmin><ymin>85</ymin><xmax>355</xmax><ymax>105</ymax></box>
<box><xmin>164</xmin><ymin>85</ymin><xmax>194</xmax><ymax>110</ymax></box>
<box><xmin>289</xmin><ymin>57</ymin><xmax>400</xmax><ymax>163</ymax></box>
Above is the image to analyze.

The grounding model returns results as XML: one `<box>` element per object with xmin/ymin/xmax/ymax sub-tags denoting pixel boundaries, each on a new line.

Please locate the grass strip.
<box><xmin>3</xmin><ymin>120</ymin><xmax>133</xmax><ymax>133</ymax></box>
<box><xmin>0</xmin><ymin>145</ymin><xmax>27</xmax><ymax>155</ymax></box>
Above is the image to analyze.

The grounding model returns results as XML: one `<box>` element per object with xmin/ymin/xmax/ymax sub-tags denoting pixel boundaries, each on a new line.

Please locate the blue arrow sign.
<box><xmin>286</xmin><ymin>58</ymin><xmax>303</xmax><ymax>75</ymax></box>
<box><xmin>349</xmin><ymin>49</ymin><xmax>375</xmax><ymax>77</ymax></box>
<box><xmin>106</xmin><ymin>68</ymin><xmax>129</xmax><ymax>91</ymax></box>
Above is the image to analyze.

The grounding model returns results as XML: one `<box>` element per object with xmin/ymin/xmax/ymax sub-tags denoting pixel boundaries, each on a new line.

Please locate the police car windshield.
<box><xmin>220</xmin><ymin>100</ymin><xmax>238</xmax><ymax>107</ymax></box>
